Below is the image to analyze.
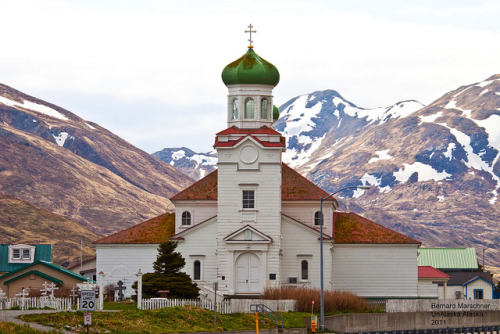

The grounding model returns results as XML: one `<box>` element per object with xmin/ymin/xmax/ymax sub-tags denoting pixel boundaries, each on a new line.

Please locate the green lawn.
<box><xmin>19</xmin><ymin>306</ymin><xmax>310</xmax><ymax>334</ymax></box>
<box><xmin>0</xmin><ymin>322</ymin><xmax>62</xmax><ymax>333</ymax></box>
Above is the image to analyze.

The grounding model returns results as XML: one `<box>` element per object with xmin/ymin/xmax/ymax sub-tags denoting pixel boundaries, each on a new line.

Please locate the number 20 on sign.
<box><xmin>80</xmin><ymin>290</ymin><xmax>96</xmax><ymax>311</ymax></box>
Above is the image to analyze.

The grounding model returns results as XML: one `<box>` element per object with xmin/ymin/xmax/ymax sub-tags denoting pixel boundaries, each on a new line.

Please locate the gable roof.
<box><xmin>171</xmin><ymin>163</ymin><xmax>331</xmax><ymax>201</ymax></box>
<box><xmin>93</xmin><ymin>212</ymin><xmax>175</xmax><ymax>244</ymax></box>
<box><xmin>333</xmin><ymin>212</ymin><xmax>421</xmax><ymax>244</ymax></box>
<box><xmin>418</xmin><ymin>266</ymin><xmax>450</xmax><ymax>279</ymax></box>
<box><xmin>0</xmin><ymin>244</ymin><xmax>52</xmax><ymax>273</ymax></box>
<box><xmin>417</xmin><ymin>247</ymin><xmax>478</xmax><ymax>270</ymax></box>
<box><xmin>0</xmin><ymin>260</ymin><xmax>88</xmax><ymax>283</ymax></box>
<box><xmin>216</xmin><ymin>126</ymin><xmax>282</xmax><ymax>136</ymax></box>
<box><xmin>443</xmin><ymin>271</ymin><xmax>494</xmax><ymax>286</ymax></box>
<box><xmin>223</xmin><ymin>224</ymin><xmax>273</xmax><ymax>242</ymax></box>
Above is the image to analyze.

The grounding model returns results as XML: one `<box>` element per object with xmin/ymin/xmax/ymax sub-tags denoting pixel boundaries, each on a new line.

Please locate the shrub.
<box><xmin>261</xmin><ymin>287</ymin><xmax>369</xmax><ymax>313</ymax></box>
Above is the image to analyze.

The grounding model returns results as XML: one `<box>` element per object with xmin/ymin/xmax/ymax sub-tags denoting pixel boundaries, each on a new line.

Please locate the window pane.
<box><xmin>314</xmin><ymin>211</ymin><xmax>323</xmax><ymax>225</ymax></box>
<box><xmin>194</xmin><ymin>260</ymin><xmax>201</xmax><ymax>280</ymax></box>
<box><xmin>22</xmin><ymin>249</ymin><xmax>30</xmax><ymax>259</ymax></box>
<box><xmin>232</xmin><ymin>99</ymin><xmax>238</xmax><ymax>120</ymax></box>
<box><xmin>245</xmin><ymin>99</ymin><xmax>255</xmax><ymax>119</ymax></box>
<box><xmin>13</xmin><ymin>249</ymin><xmax>20</xmax><ymax>259</ymax></box>
<box><xmin>242</xmin><ymin>190</ymin><xmax>255</xmax><ymax>209</ymax></box>
<box><xmin>261</xmin><ymin>99</ymin><xmax>268</xmax><ymax>119</ymax></box>
<box><xmin>182</xmin><ymin>211</ymin><xmax>191</xmax><ymax>225</ymax></box>
<box><xmin>301</xmin><ymin>260</ymin><xmax>308</xmax><ymax>280</ymax></box>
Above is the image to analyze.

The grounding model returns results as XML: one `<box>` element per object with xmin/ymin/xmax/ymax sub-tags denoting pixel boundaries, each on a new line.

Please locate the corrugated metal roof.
<box><xmin>417</xmin><ymin>247</ymin><xmax>478</xmax><ymax>270</ymax></box>
<box><xmin>0</xmin><ymin>244</ymin><xmax>52</xmax><ymax>273</ymax></box>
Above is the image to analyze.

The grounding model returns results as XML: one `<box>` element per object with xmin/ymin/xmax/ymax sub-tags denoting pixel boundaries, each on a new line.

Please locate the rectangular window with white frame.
<box><xmin>242</xmin><ymin>190</ymin><xmax>255</xmax><ymax>209</ymax></box>
<box><xmin>9</xmin><ymin>245</ymin><xmax>35</xmax><ymax>264</ymax></box>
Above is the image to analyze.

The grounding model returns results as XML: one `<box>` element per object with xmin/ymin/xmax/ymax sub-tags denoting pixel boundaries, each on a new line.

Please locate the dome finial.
<box><xmin>245</xmin><ymin>23</ymin><xmax>256</xmax><ymax>48</ymax></box>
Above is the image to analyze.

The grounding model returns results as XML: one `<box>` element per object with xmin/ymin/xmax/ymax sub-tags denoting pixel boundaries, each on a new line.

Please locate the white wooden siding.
<box><xmin>439</xmin><ymin>285</ymin><xmax>464</xmax><ymax>299</ymax></box>
<box><xmin>96</xmin><ymin>244</ymin><xmax>158</xmax><ymax>298</ymax></box>
<box><xmin>417</xmin><ymin>281</ymin><xmax>438</xmax><ymax>298</ymax></box>
<box><xmin>280</xmin><ymin>215</ymin><xmax>330</xmax><ymax>290</ymax></box>
<box><xmin>282</xmin><ymin>202</ymin><xmax>335</xmax><ymax>237</ymax></box>
<box><xmin>175</xmin><ymin>218</ymin><xmax>217</xmax><ymax>289</ymax></box>
<box><xmin>466</xmin><ymin>279</ymin><xmax>493</xmax><ymax>299</ymax></box>
<box><xmin>331</xmin><ymin>244</ymin><xmax>419</xmax><ymax>298</ymax></box>
<box><xmin>172</xmin><ymin>201</ymin><xmax>217</xmax><ymax>232</ymax></box>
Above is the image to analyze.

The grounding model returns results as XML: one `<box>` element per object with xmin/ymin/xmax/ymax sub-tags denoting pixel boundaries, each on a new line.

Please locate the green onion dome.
<box><xmin>273</xmin><ymin>105</ymin><xmax>280</xmax><ymax>121</ymax></box>
<box><xmin>222</xmin><ymin>47</ymin><xmax>280</xmax><ymax>87</ymax></box>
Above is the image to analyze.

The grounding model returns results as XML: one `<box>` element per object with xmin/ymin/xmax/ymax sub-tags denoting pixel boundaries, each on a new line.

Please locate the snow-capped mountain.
<box><xmin>152</xmin><ymin>147</ymin><xmax>217</xmax><ymax>180</ymax></box>
<box><xmin>280</xmin><ymin>76</ymin><xmax>500</xmax><ymax>272</ymax></box>
<box><xmin>156</xmin><ymin>76</ymin><xmax>500</xmax><ymax>272</ymax></box>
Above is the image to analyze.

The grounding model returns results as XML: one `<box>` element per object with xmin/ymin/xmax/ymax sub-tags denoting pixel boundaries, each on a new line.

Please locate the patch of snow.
<box><xmin>419</xmin><ymin>112</ymin><xmax>443</xmax><ymax>124</ymax></box>
<box><xmin>437</xmin><ymin>195</ymin><xmax>445</xmax><ymax>202</ymax></box>
<box><xmin>480</xmin><ymin>89</ymin><xmax>489</xmax><ymax>96</ymax></box>
<box><xmin>171</xmin><ymin>150</ymin><xmax>186</xmax><ymax>160</ymax></box>
<box><xmin>469</xmin><ymin>171</ymin><xmax>475</xmax><ymax>175</ymax></box>
<box><xmin>368</xmin><ymin>149</ymin><xmax>393</xmax><ymax>164</ymax></box>
<box><xmin>199</xmin><ymin>169</ymin><xmax>206</xmax><ymax>178</ymax></box>
<box><xmin>0</xmin><ymin>96</ymin><xmax>68</xmax><ymax>120</ymax></box>
<box><xmin>443</xmin><ymin>142</ymin><xmax>456</xmax><ymax>160</ymax></box>
<box><xmin>52</xmin><ymin>132</ymin><xmax>69</xmax><ymax>147</ymax></box>
<box><xmin>413</xmin><ymin>208</ymin><xmax>418</xmax><ymax>212</ymax></box>
<box><xmin>343</xmin><ymin>101</ymin><xmax>423</xmax><ymax>124</ymax></box>
<box><xmin>379</xmin><ymin>185</ymin><xmax>392</xmax><ymax>193</ymax></box>
<box><xmin>169</xmin><ymin>161</ymin><xmax>175</xmax><ymax>166</ymax></box>
<box><xmin>352</xmin><ymin>187</ymin><xmax>367</xmax><ymax>199</ymax></box>
<box><xmin>282</xmin><ymin>95</ymin><xmax>323</xmax><ymax>137</ymax></box>
<box><xmin>476</xmin><ymin>80</ymin><xmax>494</xmax><ymax>88</ymax></box>
<box><xmin>190</xmin><ymin>154</ymin><xmax>218</xmax><ymax>167</ymax></box>
<box><xmin>443</xmin><ymin>123</ymin><xmax>500</xmax><ymax>204</ymax></box>
<box><xmin>2</xmin><ymin>121</ymin><xmax>9</xmax><ymax>126</ymax></box>
<box><xmin>86</xmin><ymin>123</ymin><xmax>96</xmax><ymax>130</ymax></box>
<box><xmin>394</xmin><ymin>162</ymin><xmax>451</xmax><ymax>183</ymax></box>
<box><xmin>444</xmin><ymin>100</ymin><xmax>472</xmax><ymax>117</ymax></box>
<box><xmin>33</xmin><ymin>119</ymin><xmax>37</xmax><ymax>122</ymax></box>
<box><xmin>475</xmin><ymin>115</ymin><xmax>500</xmax><ymax>151</ymax></box>
<box><xmin>283</xmin><ymin>134</ymin><xmax>326</xmax><ymax>168</ymax></box>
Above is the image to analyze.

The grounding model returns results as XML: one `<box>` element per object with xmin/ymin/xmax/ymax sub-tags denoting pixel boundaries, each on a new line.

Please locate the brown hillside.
<box><xmin>0</xmin><ymin>195</ymin><xmax>101</xmax><ymax>267</ymax></box>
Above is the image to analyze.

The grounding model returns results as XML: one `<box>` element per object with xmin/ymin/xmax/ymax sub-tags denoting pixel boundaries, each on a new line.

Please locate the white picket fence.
<box><xmin>0</xmin><ymin>297</ymin><xmax>76</xmax><ymax>311</ymax></box>
<box><xmin>141</xmin><ymin>298</ymin><xmax>232</xmax><ymax>314</ymax></box>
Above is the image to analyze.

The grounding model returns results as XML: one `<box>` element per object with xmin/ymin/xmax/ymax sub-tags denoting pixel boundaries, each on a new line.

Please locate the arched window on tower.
<box><xmin>232</xmin><ymin>98</ymin><xmax>239</xmax><ymax>120</ymax></box>
<box><xmin>314</xmin><ymin>211</ymin><xmax>323</xmax><ymax>226</ymax></box>
<box><xmin>182</xmin><ymin>211</ymin><xmax>191</xmax><ymax>226</ymax></box>
<box><xmin>245</xmin><ymin>98</ymin><xmax>255</xmax><ymax>119</ymax></box>
<box><xmin>261</xmin><ymin>98</ymin><xmax>268</xmax><ymax>119</ymax></box>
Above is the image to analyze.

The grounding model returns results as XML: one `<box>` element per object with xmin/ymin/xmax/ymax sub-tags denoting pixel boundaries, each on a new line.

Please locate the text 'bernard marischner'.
<box><xmin>431</xmin><ymin>303</ymin><xmax>491</xmax><ymax>310</ymax></box>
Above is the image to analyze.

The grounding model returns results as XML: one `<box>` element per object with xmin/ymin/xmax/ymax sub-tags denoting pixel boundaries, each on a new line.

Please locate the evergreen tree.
<box><xmin>133</xmin><ymin>241</ymin><xmax>199</xmax><ymax>299</ymax></box>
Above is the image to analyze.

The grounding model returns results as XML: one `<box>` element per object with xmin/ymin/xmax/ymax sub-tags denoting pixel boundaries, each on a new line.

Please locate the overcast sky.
<box><xmin>1</xmin><ymin>0</ymin><xmax>500</xmax><ymax>153</ymax></box>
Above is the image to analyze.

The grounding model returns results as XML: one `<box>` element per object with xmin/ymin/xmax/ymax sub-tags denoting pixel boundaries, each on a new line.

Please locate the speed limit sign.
<box><xmin>80</xmin><ymin>290</ymin><xmax>96</xmax><ymax>311</ymax></box>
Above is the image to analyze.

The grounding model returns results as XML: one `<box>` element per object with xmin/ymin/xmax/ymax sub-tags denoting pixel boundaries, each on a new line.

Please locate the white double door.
<box><xmin>235</xmin><ymin>252</ymin><xmax>261</xmax><ymax>293</ymax></box>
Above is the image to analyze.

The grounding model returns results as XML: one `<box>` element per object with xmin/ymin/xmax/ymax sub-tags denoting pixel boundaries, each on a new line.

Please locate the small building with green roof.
<box><xmin>0</xmin><ymin>260</ymin><xmax>89</xmax><ymax>298</ymax></box>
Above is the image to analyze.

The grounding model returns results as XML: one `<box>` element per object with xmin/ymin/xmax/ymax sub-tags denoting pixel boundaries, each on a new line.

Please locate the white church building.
<box><xmin>95</xmin><ymin>38</ymin><xmax>422</xmax><ymax>300</ymax></box>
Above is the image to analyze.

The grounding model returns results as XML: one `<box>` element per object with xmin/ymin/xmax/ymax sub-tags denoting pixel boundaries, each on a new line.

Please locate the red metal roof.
<box><xmin>93</xmin><ymin>212</ymin><xmax>175</xmax><ymax>244</ymax></box>
<box><xmin>333</xmin><ymin>212</ymin><xmax>421</xmax><ymax>244</ymax></box>
<box><xmin>418</xmin><ymin>266</ymin><xmax>450</xmax><ymax>279</ymax></box>
<box><xmin>216</xmin><ymin>126</ymin><xmax>282</xmax><ymax>136</ymax></box>
<box><xmin>214</xmin><ymin>135</ymin><xmax>286</xmax><ymax>148</ymax></box>
<box><xmin>171</xmin><ymin>163</ymin><xmax>331</xmax><ymax>201</ymax></box>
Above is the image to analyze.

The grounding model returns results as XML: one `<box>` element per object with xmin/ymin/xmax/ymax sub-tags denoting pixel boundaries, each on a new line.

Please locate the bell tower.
<box><xmin>214</xmin><ymin>25</ymin><xmax>286</xmax><ymax>294</ymax></box>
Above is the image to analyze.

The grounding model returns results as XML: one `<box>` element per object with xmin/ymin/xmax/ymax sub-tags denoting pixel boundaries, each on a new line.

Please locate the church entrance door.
<box><xmin>235</xmin><ymin>252</ymin><xmax>260</xmax><ymax>293</ymax></box>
